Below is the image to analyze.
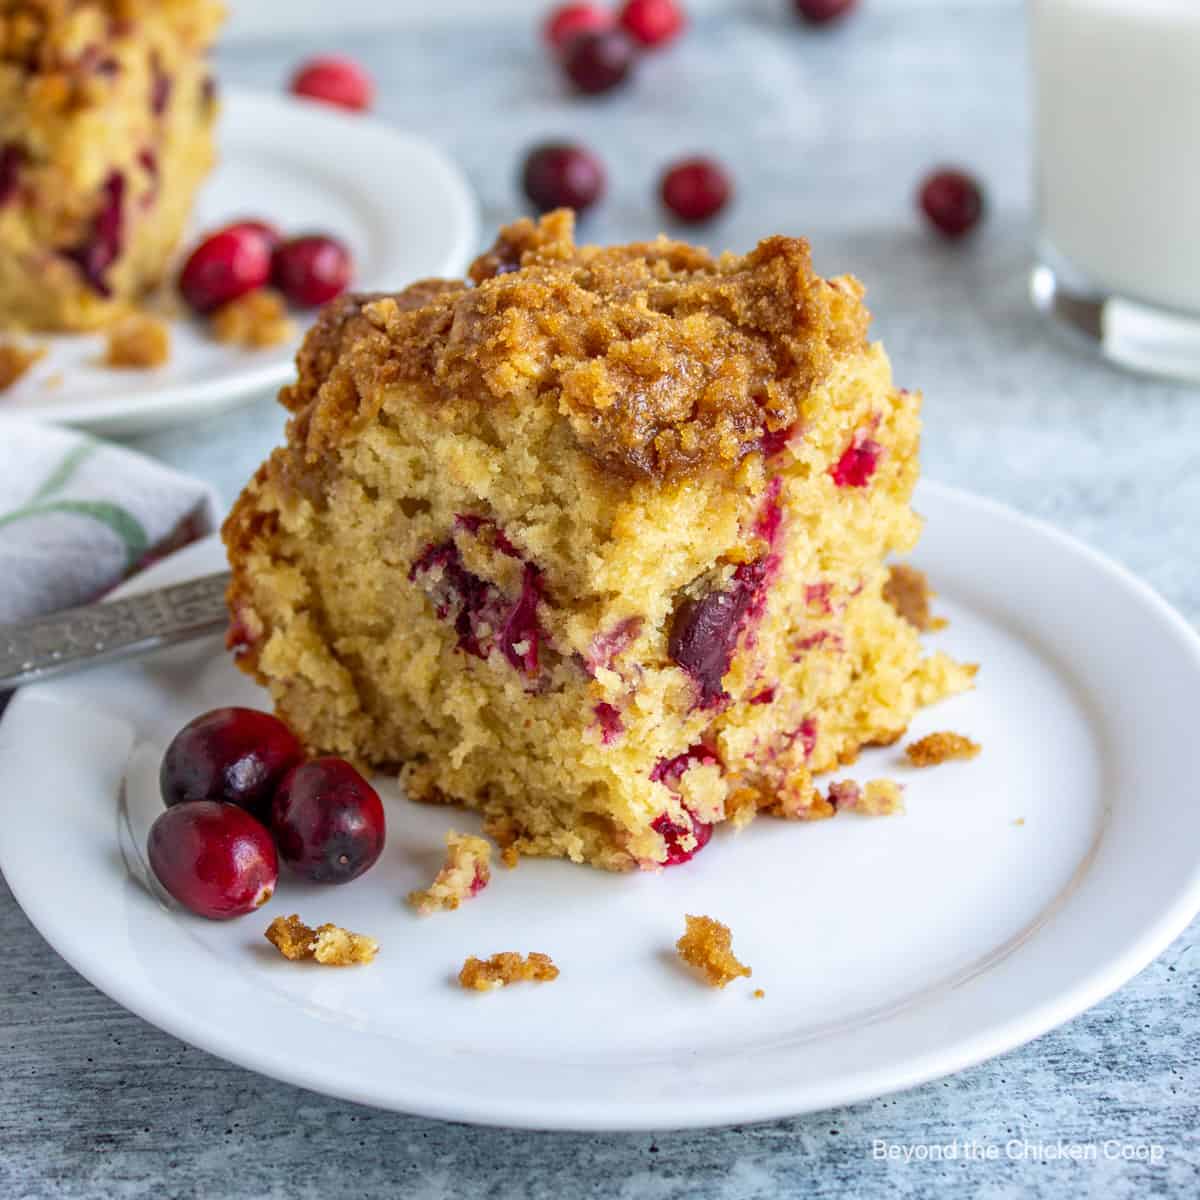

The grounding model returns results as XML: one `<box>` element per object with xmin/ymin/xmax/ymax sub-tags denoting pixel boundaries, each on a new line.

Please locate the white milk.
<box><xmin>1032</xmin><ymin>0</ymin><xmax>1200</xmax><ymax>314</ymax></box>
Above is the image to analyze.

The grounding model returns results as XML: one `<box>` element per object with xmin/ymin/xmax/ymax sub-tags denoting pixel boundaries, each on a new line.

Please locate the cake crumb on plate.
<box><xmin>676</xmin><ymin>914</ymin><xmax>752</xmax><ymax>989</ymax></box>
<box><xmin>0</xmin><ymin>341</ymin><xmax>45</xmax><ymax>390</ymax></box>
<box><xmin>458</xmin><ymin>951</ymin><xmax>559</xmax><ymax>991</ymax></box>
<box><xmin>104</xmin><ymin>313</ymin><xmax>170</xmax><ymax>369</ymax></box>
<box><xmin>211</xmin><ymin>288</ymin><xmax>295</xmax><ymax>349</ymax></box>
<box><xmin>860</xmin><ymin>779</ymin><xmax>906</xmax><ymax>816</ymax></box>
<box><xmin>830</xmin><ymin>778</ymin><xmax>906</xmax><ymax>816</ymax></box>
<box><xmin>753</xmin><ymin>988</ymin><xmax>765</xmax><ymax>999</ymax></box>
<box><xmin>408</xmin><ymin>830</ymin><xmax>492</xmax><ymax>915</ymax></box>
<box><xmin>906</xmin><ymin>731</ymin><xmax>981</xmax><ymax>767</ymax></box>
<box><xmin>265</xmin><ymin>914</ymin><xmax>378</xmax><ymax>965</ymax></box>
<box><xmin>884</xmin><ymin>564</ymin><xmax>947</xmax><ymax>632</ymax></box>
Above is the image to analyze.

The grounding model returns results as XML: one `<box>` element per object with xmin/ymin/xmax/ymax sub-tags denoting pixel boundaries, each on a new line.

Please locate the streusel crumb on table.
<box><xmin>458</xmin><ymin>951</ymin><xmax>559</xmax><ymax>991</ymax></box>
<box><xmin>407</xmin><ymin>830</ymin><xmax>491</xmax><ymax>915</ymax></box>
<box><xmin>264</xmin><ymin>913</ymin><xmax>378</xmax><ymax>965</ymax></box>
<box><xmin>224</xmin><ymin>211</ymin><xmax>975</xmax><ymax>872</ymax></box>
<box><xmin>0</xmin><ymin>0</ymin><xmax>224</xmax><ymax>331</ymax></box>
<box><xmin>676</xmin><ymin>914</ymin><xmax>751</xmax><ymax>988</ymax></box>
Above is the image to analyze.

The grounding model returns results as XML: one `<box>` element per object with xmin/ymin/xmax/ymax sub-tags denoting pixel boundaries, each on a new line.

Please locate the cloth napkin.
<box><xmin>0</xmin><ymin>420</ymin><xmax>219</xmax><ymax>624</ymax></box>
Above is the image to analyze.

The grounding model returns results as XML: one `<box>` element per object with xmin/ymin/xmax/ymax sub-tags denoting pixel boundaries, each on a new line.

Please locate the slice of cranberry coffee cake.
<box><xmin>224</xmin><ymin>211</ymin><xmax>974</xmax><ymax>871</ymax></box>
<box><xmin>0</xmin><ymin>0</ymin><xmax>223</xmax><ymax>331</ymax></box>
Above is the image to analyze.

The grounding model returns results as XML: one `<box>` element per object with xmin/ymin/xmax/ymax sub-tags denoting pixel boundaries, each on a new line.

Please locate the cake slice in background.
<box><xmin>0</xmin><ymin>0</ymin><xmax>224</xmax><ymax>331</ymax></box>
<box><xmin>224</xmin><ymin>211</ymin><xmax>974</xmax><ymax>872</ymax></box>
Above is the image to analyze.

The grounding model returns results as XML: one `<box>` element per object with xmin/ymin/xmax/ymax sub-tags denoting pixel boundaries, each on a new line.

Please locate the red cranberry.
<box><xmin>148</xmin><ymin>802</ymin><xmax>278</xmax><ymax>920</ymax></box>
<box><xmin>793</xmin><ymin>0</ymin><xmax>857</xmax><ymax>25</ymax></box>
<box><xmin>660</xmin><ymin>157</ymin><xmax>731</xmax><ymax>223</ymax></box>
<box><xmin>918</xmin><ymin>168</ymin><xmax>985</xmax><ymax>239</ymax></box>
<box><xmin>178</xmin><ymin>226</ymin><xmax>271</xmax><ymax>314</ymax></box>
<box><xmin>272</xmin><ymin>234</ymin><xmax>353</xmax><ymax>308</ymax></box>
<box><xmin>160</xmin><ymin>707</ymin><xmax>304</xmax><ymax>820</ymax></box>
<box><xmin>543</xmin><ymin>3</ymin><xmax>612</xmax><ymax>52</ymax></box>
<box><xmin>618</xmin><ymin>0</ymin><xmax>685</xmax><ymax>48</ymax></box>
<box><xmin>669</xmin><ymin>559</ymin><xmax>773</xmax><ymax>709</ymax></box>
<box><xmin>150</xmin><ymin>54</ymin><xmax>172</xmax><ymax>115</ymax></box>
<box><xmin>270</xmin><ymin>758</ymin><xmax>386</xmax><ymax>884</ymax></box>
<box><xmin>562</xmin><ymin>29</ymin><xmax>637</xmax><ymax>94</ymax></box>
<box><xmin>522</xmin><ymin>142</ymin><xmax>606</xmax><ymax>214</ymax></box>
<box><xmin>651</xmin><ymin>809</ymin><xmax>713</xmax><ymax>866</ymax></box>
<box><xmin>0</xmin><ymin>143</ymin><xmax>26</xmax><ymax>207</ymax></box>
<box><xmin>219</xmin><ymin>218</ymin><xmax>282</xmax><ymax>254</ymax></box>
<box><xmin>289</xmin><ymin>55</ymin><xmax>374</xmax><ymax>112</ymax></box>
<box><xmin>63</xmin><ymin>172</ymin><xmax>125</xmax><ymax>297</ymax></box>
<box><xmin>830</xmin><ymin>435</ymin><xmax>882</xmax><ymax>488</ymax></box>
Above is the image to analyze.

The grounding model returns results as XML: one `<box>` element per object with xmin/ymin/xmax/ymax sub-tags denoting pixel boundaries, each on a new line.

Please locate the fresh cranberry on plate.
<box><xmin>289</xmin><ymin>55</ymin><xmax>375</xmax><ymax>112</ymax></box>
<box><xmin>218</xmin><ymin>218</ymin><xmax>282</xmax><ymax>254</ymax></box>
<box><xmin>160</xmin><ymin>706</ymin><xmax>303</xmax><ymax>818</ymax></box>
<box><xmin>543</xmin><ymin>3</ymin><xmax>612</xmax><ymax>53</ymax></box>
<box><xmin>522</xmin><ymin>142</ymin><xmax>607</xmax><ymax>213</ymax></box>
<box><xmin>660</xmin><ymin>156</ymin><xmax>732</xmax><ymax>222</ymax></box>
<box><xmin>178</xmin><ymin>227</ymin><xmax>272</xmax><ymax>314</ymax></box>
<box><xmin>270</xmin><ymin>757</ymin><xmax>386</xmax><ymax>884</ymax></box>
<box><xmin>271</xmin><ymin>234</ymin><xmax>353</xmax><ymax>308</ymax></box>
<box><xmin>148</xmin><ymin>801</ymin><xmax>278</xmax><ymax>919</ymax></box>
<box><xmin>618</xmin><ymin>0</ymin><xmax>686</xmax><ymax>48</ymax></box>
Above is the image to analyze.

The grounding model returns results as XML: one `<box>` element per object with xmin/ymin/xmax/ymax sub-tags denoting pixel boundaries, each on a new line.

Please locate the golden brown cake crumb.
<box><xmin>753</xmin><ymin>988</ymin><xmax>765</xmax><ymax>999</ymax></box>
<box><xmin>500</xmin><ymin>846</ymin><xmax>520</xmax><ymax>870</ymax></box>
<box><xmin>0</xmin><ymin>341</ymin><xmax>44</xmax><ymax>389</ymax></box>
<box><xmin>1014</xmin><ymin>817</ymin><xmax>1026</xmax><ymax>827</ymax></box>
<box><xmin>211</xmin><ymin>288</ymin><xmax>295</xmax><ymax>349</ymax></box>
<box><xmin>675</xmin><ymin>914</ymin><xmax>752</xmax><ymax>989</ymax></box>
<box><xmin>264</xmin><ymin>914</ymin><xmax>378</xmax><ymax>966</ymax></box>
<box><xmin>407</xmin><ymin>830</ymin><xmax>492</xmax><ymax>915</ymax></box>
<box><xmin>884</xmin><ymin>564</ymin><xmax>947</xmax><ymax>632</ymax></box>
<box><xmin>905</xmin><ymin>731</ymin><xmax>981</xmax><ymax>767</ymax></box>
<box><xmin>104</xmin><ymin>313</ymin><xmax>170</xmax><ymax>369</ymax></box>
<box><xmin>859</xmin><ymin>779</ymin><xmax>906</xmax><ymax>816</ymax></box>
<box><xmin>458</xmin><ymin>951</ymin><xmax>559</xmax><ymax>991</ymax></box>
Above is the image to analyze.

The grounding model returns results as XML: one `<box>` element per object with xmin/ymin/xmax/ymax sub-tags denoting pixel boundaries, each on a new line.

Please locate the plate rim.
<box><xmin>0</xmin><ymin>87</ymin><xmax>480</xmax><ymax>435</ymax></box>
<box><xmin>2</xmin><ymin>479</ymin><xmax>1199</xmax><ymax>1131</ymax></box>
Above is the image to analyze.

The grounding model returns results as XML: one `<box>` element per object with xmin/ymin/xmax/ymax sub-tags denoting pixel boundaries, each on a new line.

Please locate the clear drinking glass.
<box><xmin>1030</xmin><ymin>0</ymin><xmax>1200</xmax><ymax>382</ymax></box>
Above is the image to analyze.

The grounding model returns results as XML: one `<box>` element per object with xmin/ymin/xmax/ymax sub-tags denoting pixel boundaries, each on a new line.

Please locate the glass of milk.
<box><xmin>1030</xmin><ymin>0</ymin><xmax>1200</xmax><ymax>381</ymax></box>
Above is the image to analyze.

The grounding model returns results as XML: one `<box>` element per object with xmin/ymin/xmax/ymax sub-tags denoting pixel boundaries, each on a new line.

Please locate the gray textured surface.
<box><xmin>3</xmin><ymin>2</ymin><xmax>1199</xmax><ymax>1196</ymax></box>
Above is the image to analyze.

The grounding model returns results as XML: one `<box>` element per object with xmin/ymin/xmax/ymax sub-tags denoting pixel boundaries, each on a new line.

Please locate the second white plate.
<box><xmin>1</xmin><ymin>482</ymin><xmax>1199</xmax><ymax>1129</ymax></box>
<box><xmin>0</xmin><ymin>89</ymin><xmax>479</xmax><ymax>436</ymax></box>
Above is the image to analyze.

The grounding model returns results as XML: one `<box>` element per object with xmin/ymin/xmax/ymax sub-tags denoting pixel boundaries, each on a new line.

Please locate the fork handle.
<box><xmin>0</xmin><ymin>572</ymin><xmax>231</xmax><ymax>691</ymax></box>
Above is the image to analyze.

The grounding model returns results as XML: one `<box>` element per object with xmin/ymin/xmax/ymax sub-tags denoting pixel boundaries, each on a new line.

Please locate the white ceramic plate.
<box><xmin>2</xmin><ymin>482</ymin><xmax>1199</xmax><ymax>1131</ymax></box>
<box><xmin>0</xmin><ymin>90</ymin><xmax>478</xmax><ymax>437</ymax></box>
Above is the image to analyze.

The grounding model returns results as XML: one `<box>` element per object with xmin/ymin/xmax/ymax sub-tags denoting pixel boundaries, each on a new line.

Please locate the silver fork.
<box><xmin>0</xmin><ymin>573</ymin><xmax>231</xmax><ymax>691</ymax></box>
